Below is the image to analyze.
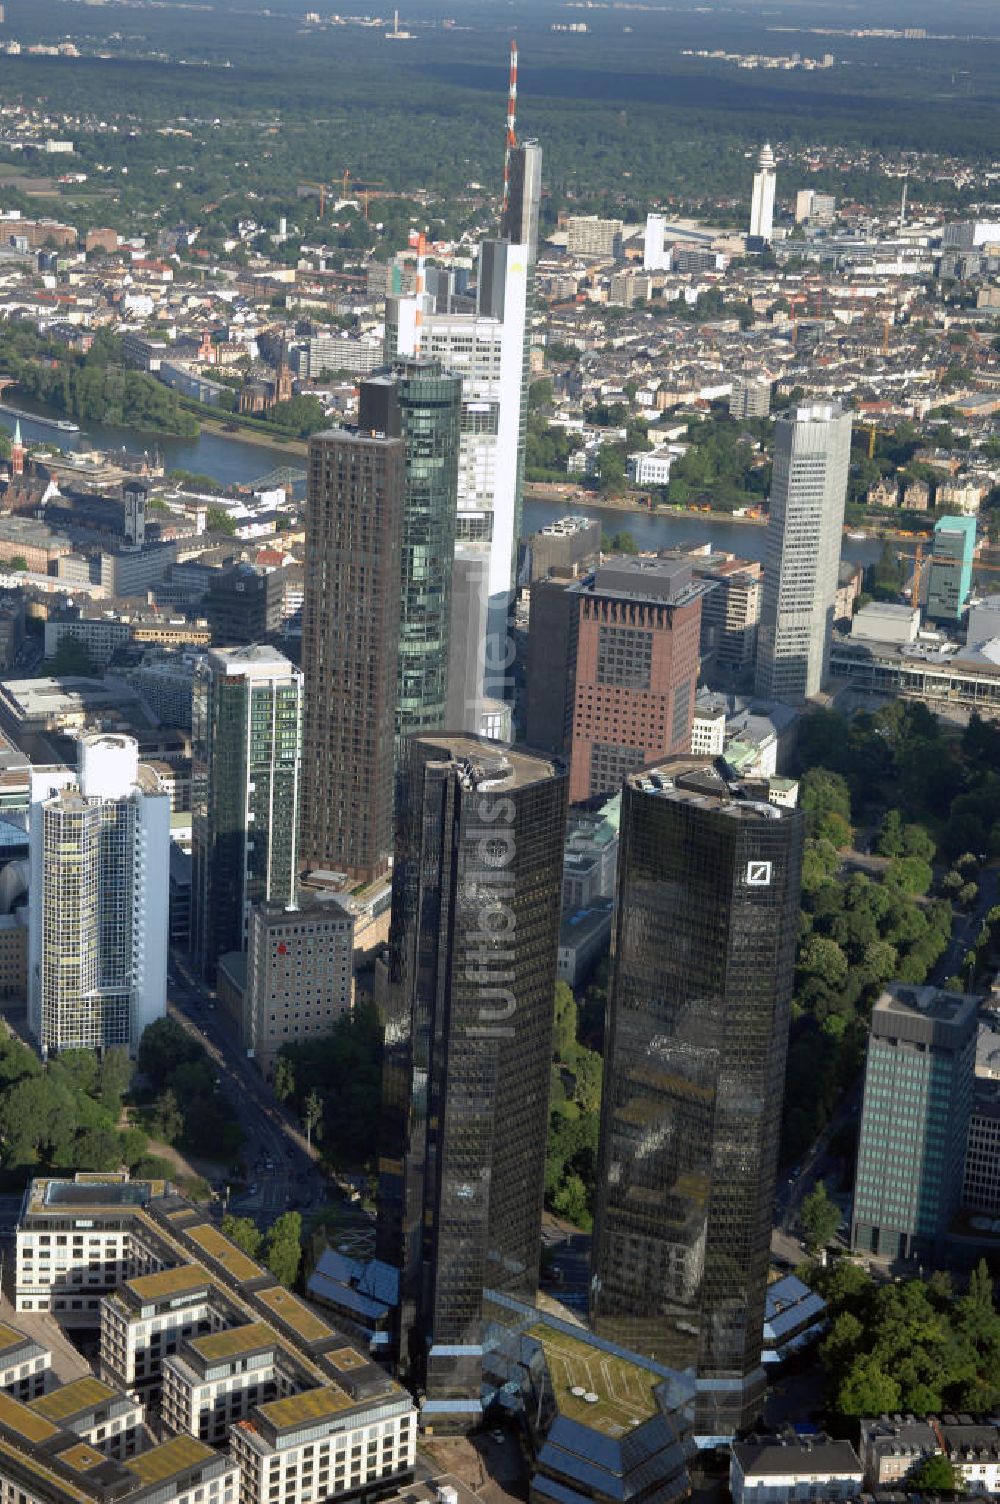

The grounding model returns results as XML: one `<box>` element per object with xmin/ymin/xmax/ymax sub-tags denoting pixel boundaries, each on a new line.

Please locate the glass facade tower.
<box><xmin>590</xmin><ymin>758</ymin><xmax>804</xmax><ymax>1440</ymax></box>
<box><xmin>191</xmin><ymin>646</ymin><xmax>302</xmax><ymax>983</ymax></box>
<box><xmin>359</xmin><ymin>363</ymin><xmax>462</xmax><ymax>738</ymax></box>
<box><xmin>378</xmin><ymin>735</ymin><xmax>567</xmax><ymax>1425</ymax></box>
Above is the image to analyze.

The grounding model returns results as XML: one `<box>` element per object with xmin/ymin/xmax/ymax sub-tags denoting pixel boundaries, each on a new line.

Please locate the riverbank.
<box><xmin>523</xmin><ymin>483</ymin><xmax>766</xmax><ymax>525</ymax></box>
<box><xmin>194</xmin><ymin>412</ymin><xmax>309</xmax><ymax>458</ymax></box>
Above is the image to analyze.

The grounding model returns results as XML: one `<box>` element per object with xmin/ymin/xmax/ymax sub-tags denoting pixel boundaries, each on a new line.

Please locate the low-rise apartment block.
<box><xmin>0</xmin><ymin>1323</ymin><xmax>50</xmax><ymax>1400</ymax></box>
<box><xmin>162</xmin><ymin>1324</ymin><xmax>293</xmax><ymax>1445</ymax></box>
<box><xmin>27</xmin><ymin>1377</ymin><xmax>144</xmax><ymax>1459</ymax></box>
<box><xmin>101</xmin><ymin>1266</ymin><xmax>220</xmax><ymax>1401</ymax></box>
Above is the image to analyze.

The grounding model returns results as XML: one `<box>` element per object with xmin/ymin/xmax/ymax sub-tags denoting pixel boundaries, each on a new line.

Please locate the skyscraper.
<box><xmin>191</xmin><ymin>646</ymin><xmax>303</xmax><ymax>982</ymax></box>
<box><xmin>643</xmin><ymin>212</ymin><xmax>668</xmax><ymax>271</ymax></box>
<box><xmin>749</xmin><ymin>144</ymin><xmax>776</xmax><ymax>242</ymax></box>
<box><xmin>591</xmin><ymin>758</ymin><xmax>804</xmax><ymax>1439</ymax></box>
<box><xmin>358</xmin><ymin>361</ymin><xmax>462</xmax><ymax>738</ymax></box>
<box><xmin>300</xmin><ymin>428</ymin><xmax>404</xmax><ymax>881</ymax></box>
<box><xmin>852</xmin><ymin>984</ymin><xmax>977</xmax><ymax>1262</ymax></box>
<box><xmin>523</xmin><ymin>557</ymin><xmax>706</xmax><ymax>801</ymax></box>
<box><xmin>501</xmin><ymin>140</ymin><xmax>542</xmax><ymax>262</ymax></box>
<box><xmin>925</xmin><ymin>514</ymin><xmax>977</xmax><ymax>624</ymax></box>
<box><xmin>755</xmin><ymin>403</ymin><xmax>852</xmax><ymax>704</ymax></box>
<box><xmin>380</xmin><ymin>734</ymin><xmax>567</xmax><ymax>1421</ymax></box>
<box><xmin>28</xmin><ymin>734</ymin><xmax>169</xmax><ymax>1055</ymax></box>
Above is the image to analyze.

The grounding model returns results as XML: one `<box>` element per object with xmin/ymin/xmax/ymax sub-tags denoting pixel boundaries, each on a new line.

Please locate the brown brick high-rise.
<box><xmin>565</xmin><ymin>557</ymin><xmax>705</xmax><ymax>804</ymax></box>
<box><xmin>301</xmin><ymin>429</ymin><xmax>404</xmax><ymax>881</ymax></box>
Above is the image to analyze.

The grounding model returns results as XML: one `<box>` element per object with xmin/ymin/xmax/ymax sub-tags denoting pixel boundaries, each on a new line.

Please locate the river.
<box><xmin>0</xmin><ymin>401</ymin><xmax>900</xmax><ymax>574</ymax></box>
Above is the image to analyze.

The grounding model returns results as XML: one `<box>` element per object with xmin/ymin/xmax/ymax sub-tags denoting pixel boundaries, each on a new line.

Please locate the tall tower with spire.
<box><xmin>749</xmin><ymin>143</ymin><xmax>777</xmax><ymax>242</ymax></box>
<box><xmin>10</xmin><ymin>420</ymin><xmax>24</xmax><ymax>477</ymax></box>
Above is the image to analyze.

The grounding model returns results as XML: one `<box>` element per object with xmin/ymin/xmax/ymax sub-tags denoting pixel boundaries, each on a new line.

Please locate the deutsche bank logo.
<box><xmin>746</xmin><ymin>861</ymin><xmax>772</xmax><ymax>886</ymax></box>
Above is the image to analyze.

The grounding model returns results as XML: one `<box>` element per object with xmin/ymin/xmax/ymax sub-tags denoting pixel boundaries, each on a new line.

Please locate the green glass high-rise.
<box><xmin>191</xmin><ymin>645</ymin><xmax>303</xmax><ymax>982</ymax></box>
<box><xmin>359</xmin><ymin>362</ymin><xmax>461</xmax><ymax>738</ymax></box>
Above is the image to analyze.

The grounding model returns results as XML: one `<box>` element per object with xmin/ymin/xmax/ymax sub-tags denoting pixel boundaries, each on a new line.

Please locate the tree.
<box><xmin>222</xmin><ymin>1215</ymin><xmax>263</xmax><ymax>1260</ymax></box>
<box><xmin>800</xmin><ymin>1180</ymin><xmax>841</xmax><ymax>1252</ymax></box>
<box><xmin>150</xmin><ymin>1089</ymin><xmax>183</xmax><ymax>1145</ymax></box>
<box><xmin>273</xmin><ymin>1055</ymin><xmax>295</xmax><ymax>1102</ymax></box>
<box><xmin>206</xmin><ymin>506</ymin><xmax>237</xmax><ymax>535</ymax></box>
<box><xmin>8</xmin><ymin>556</ymin><xmax>27</xmax><ymax>572</ymax></box>
<box><xmin>886</xmin><ymin>856</ymin><xmax>933</xmax><ymax>896</ymax></box>
<box><xmin>798</xmin><ymin>936</ymin><xmax>849</xmax><ymax>991</ymax></box>
<box><xmin>303</xmin><ymin>1088</ymin><xmax>322</xmax><ymax>1149</ymax></box>
<box><xmin>910</xmin><ymin>1455</ymin><xmax>958</xmax><ymax>1494</ymax></box>
<box><xmin>552</xmin><ymin>982</ymin><xmax>578</xmax><ymax>1062</ymax></box>
<box><xmin>49</xmin><ymin>636</ymin><xmax>96</xmax><ymax>676</ymax></box>
<box><xmin>836</xmin><ymin>1354</ymin><xmax>901</xmax><ymax>1416</ymax></box>
<box><xmin>264</xmin><ymin>1211</ymin><xmax>302</xmax><ymax>1288</ymax></box>
<box><xmin>138</xmin><ymin>1017</ymin><xmax>200</xmax><ymax>1089</ymax></box>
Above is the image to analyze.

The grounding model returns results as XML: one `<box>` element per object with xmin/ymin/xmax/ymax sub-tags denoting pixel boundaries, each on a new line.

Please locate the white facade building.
<box><xmin>755</xmin><ymin>404</ymin><xmax>852</xmax><ymax>703</ymax></box>
<box><xmin>388</xmin><ymin>240</ymin><xmax>529</xmax><ymax>604</ymax></box>
<box><xmin>643</xmin><ymin>213</ymin><xmax>668</xmax><ymax>271</ymax></box>
<box><xmin>27</xmin><ymin>734</ymin><xmax>169</xmax><ymax>1055</ymax></box>
<box><xmin>749</xmin><ymin>144</ymin><xmax>777</xmax><ymax>242</ymax></box>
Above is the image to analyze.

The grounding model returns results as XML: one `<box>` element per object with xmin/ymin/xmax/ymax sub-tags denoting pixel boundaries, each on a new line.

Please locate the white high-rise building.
<box><xmin>387</xmin><ymin>239</ymin><xmax>529</xmax><ymax>606</ymax></box>
<box><xmin>755</xmin><ymin>403</ymin><xmax>852</xmax><ymax>704</ymax></box>
<box><xmin>749</xmin><ymin>143</ymin><xmax>777</xmax><ymax>242</ymax></box>
<box><xmin>28</xmin><ymin>734</ymin><xmax>169</xmax><ymax>1055</ymax></box>
<box><xmin>643</xmin><ymin>212</ymin><xmax>668</xmax><ymax>271</ymax></box>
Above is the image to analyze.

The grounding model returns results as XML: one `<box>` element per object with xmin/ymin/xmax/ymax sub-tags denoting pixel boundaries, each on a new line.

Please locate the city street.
<box><xmin>166</xmin><ymin>949</ymin><xmax>329</xmax><ymax>1231</ymax></box>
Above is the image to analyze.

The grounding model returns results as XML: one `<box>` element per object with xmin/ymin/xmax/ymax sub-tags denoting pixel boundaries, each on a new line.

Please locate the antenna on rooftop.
<box><xmin>502</xmin><ymin>39</ymin><xmax>518</xmax><ymax>216</ymax></box>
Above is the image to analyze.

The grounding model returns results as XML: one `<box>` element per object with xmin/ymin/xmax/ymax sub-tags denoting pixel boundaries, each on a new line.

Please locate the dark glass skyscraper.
<box><xmin>191</xmin><ymin>646</ymin><xmax>302</xmax><ymax>982</ymax></box>
<box><xmin>590</xmin><ymin>758</ymin><xmax>804</xmax><ymax>1440</ymax></box>
<box><xmin>300</xmin><ymin>428</ymin><xmax>404</xmax><ymax>881</ymax></box>
<box><xmin>379</xmin><ymin>734</ymin><xmax>566</xmax><ymax>1424</ymax></box>
<box><xmin>359</xmin><ymin>362</ymin><xmax>462</xmax><ymax>738</ymax></box>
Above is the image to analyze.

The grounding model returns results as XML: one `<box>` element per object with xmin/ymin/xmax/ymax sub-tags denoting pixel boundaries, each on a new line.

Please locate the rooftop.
<box><xmin>0</xmin><ymin>1323</ymin><xmax>36</xmax><ymax>1358</ymax></box>
<box><xmin>627</xmin><ymin>756</ymin><xmax>795</xmax><ymax>823</ymax></box>
<box><xmin>188</xmin><ymin>1322</ymin><xmax>276</xmax><ymax>1364</ymax></box>
<box><xmin>126</xmin><ymin>1264</ymin><xmax>210</xmax><ymax>1304</ymax></box>
<box><xmin>255</xmin><ymin>1286</ymin><xmax>333</xmax><ymax>1344</ymax></box>
<box><xmin>257</xmin><ymin>1385</ymin><xmax>354</xmax><ymax>1432</ymax></box>
<box><xmin>413</xmin><ymin>733</ymin><xmax>562</xmax><ymax>793</ymax></box>
<box><xmin>185</xmin><ymin>1223</ymin><xmax>265</xmax><ymax>1285</ymax></box>
<box><xmin>124</xmin><ymin>1437</ymin><xmax>216</xmax><ymax>1486</ymax></box>
<box><xmin>28</xmin><ymin>1379</ymin><xmax>116</xmax><ymax>1423</ymax></box>
<box><xmin>0</xmin><ymin>1390</ymin><xmax>59</xmax><ymax>1444</ymax></box>
<box><xmin>525</xmin><ymin>1323</ymin><xmax>661</xmax><ymax>1438</ymax></box>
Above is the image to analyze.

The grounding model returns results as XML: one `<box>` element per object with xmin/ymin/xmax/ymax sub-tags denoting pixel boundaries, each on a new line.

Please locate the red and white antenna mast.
<box><xmin>502</xmin><ymin>39</ymin><xmax>518</xmax><ymax>215</ymax></box>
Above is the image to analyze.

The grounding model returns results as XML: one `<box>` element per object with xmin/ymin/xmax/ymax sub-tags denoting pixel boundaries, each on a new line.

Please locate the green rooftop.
<box><xmin>525</xmin><ymin>1323</ymin><xmax>662</xmax><ymax>1438</ymax></box>
<box><xmin>189</xmin><ymin>1323</ymin><xmax>276</xmax><ymax>1363</ymax></box>
<box><xmin>258</xmin><ymin>1385</ymin><xmax>353</xmax><ymax>1431</ymax></box>
<box><xmin>125</xmin><ymin>1436</ymin><xmax>215</xmax><ymax>1485</ymax></box>
<box><xmin>256</xmin><ymin>1286</ymin><xmax>332</xmax><ymax>1344</ymax></box>
<box><xmin>0</xmin><ymin>1389</ymin><xmax>60</xmax><ymax>1444</ymax></box>
<box><xmin>127</xmin><ymin>1264</ymin><xmax>210</xmax><ymax>1303</ymax></box>
<box><xmin>0</xmin><ymin>1323</ymin><xmax>30</xmax><ymax>1356</ymax></box>
<box><xmin>186</xmin><ymin>1224</ymin><xmax>265</xmax><ymax>1284</ymax></box>
<box><xmin>29</xmin><ymin>1378</ymin><xmax>116</xmax><ymax>1422</ymax></box>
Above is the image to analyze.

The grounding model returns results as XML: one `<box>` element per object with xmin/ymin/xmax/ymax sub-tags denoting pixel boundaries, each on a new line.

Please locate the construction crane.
<box><xmin>299</xmin><ymin>181</ymin><xmax>327</xmax><ymax>217</ymax></box>
<box><xmin>896</xmin><ymin>545</ymin><xmax>1000</xmax><ymax>606</ymax></box>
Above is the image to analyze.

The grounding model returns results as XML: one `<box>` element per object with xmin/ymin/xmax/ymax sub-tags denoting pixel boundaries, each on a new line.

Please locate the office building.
<box><xmin>565</xmin><ymin>215</ymin><xmax>623</xmax><ymax>259</ymax></box>
<box><xmin>925</xmin><ymin>514</ymin><xmax>977</xmax><ymax>624</ymax></box>
<box><xmin>203</xmin><ymin>564</ymin><xmax>285</xmax><ymax>647</ymax></box>
<box><xmin>590</xmin><ymin>758</ymin><xmax>805</xmax><ymax>1438</ymax></box>
<box><xmin>524</xmin><ymin>576</ymin><xmax>579</xmax><ymax>757</ymax></box>
<box><xmin>749</xmin><ymin>144</ymin><xmax>777</xmax><ymax>242</ymax></box>
<box><xmin>525</xmin><ymin>559</ymin><xmax>706</xmax><ymax>798</ymax></box>
<box><xmin>731</xmin><ymin>1434</ymin><xmax>863</xmax><ymax>1504</ymax></box>
<box><xmin>729</xmin><ymin>376</ymin><xmax>772</xmax><ymax>420</ymax></box>
<box><xmin>191</xmin><ymin>647</ymin><xmax>302</xmax><ymax>983</ymax></box>
<box><xmin>852</xmin><ymin>984</ymin><xmax>977</xmax><ymax>1262</ymax></box>
<box><xmin>501</xmin><ymin>140</ymin><xmax>542</xmax><ymax>261</ymax></box>
<box><xmin>388</xmin><ymin>240</ymin><xmax>529</xmax><ymax>608</ymax></box>
<box><xmin>527</xmin><ymin>514</ymin><xmax>601</xmax><ymax>582</ymax></box>
<box><xmin>692</xmin><ymin>555</ymin><xmax>762</xmax><ymax>675</ymax></box>
<box><xmin>245</xmin><ymin>894</ymin><xmax>354</xmax><ymax>1080</ymax></box>
<box><xmin>556</xmin><ymin>558</ymin><xmax>705</xmax><ymax>803</ymax></box>
<box><xmin>28</xmin><ymin>735</ymin><xmax>169</xmax><ymax>1056</ymax></box>
<box><xmin>446</xmin><ymin>544</ymin><xmax>490</xmax><ymax>732</ymax></box>
<box><xmin>15</xmin><ymin>1172</ymin><xmax>418</xmax><ymax>1504</ymax></box>
<box><xmin>380</xmin><ymin>735</ymin><xmax>567</xmax><ymax>1422</ymax></box>
<box><xmin>300</xmin><ymin>429</ymin><xmax>404</xmax><ymax>881</ymax></box>
<box><xmin>643</xmin><ymin>213</ymin><xmax>668</xmax><ymax>272</ymax></box>
<box><xmin>358</xmin><ymin>362</ymin><xmax>462</xmax><ymax>738</ymax></box>
<box><xmin>755</xmin><ymin>404</ymin><xmax>852</xmax><ymax>703</ymax></box>
<box><xmin>794</xmin><ymin>190</ymin><xmax>836</xmax><ymax>227</ymax></box>
<box><xmin>122</xmin><ymin>478</ymin><xmax>147</xmax><ymax>548</ymax></box>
